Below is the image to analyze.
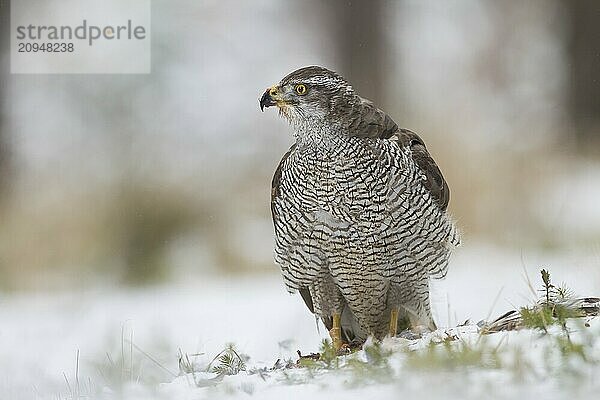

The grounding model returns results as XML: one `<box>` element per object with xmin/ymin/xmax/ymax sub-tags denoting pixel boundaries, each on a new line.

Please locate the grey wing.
<box><xmin>270</xmin><ymin>144</ymin><xmax>301</xmax><ymax>290</ymax></box>
<box><xmin>352</xmin><ymin>97</ymin><xmax>450</xmax><ymax>210</ymax></box>
<box><xmin>390</xmin><ymin>128</ymin><xmax>459</xmax><ymax>281</ymax></box>
<box><xmin>350</xmin><ymin>97</ymin><xmax>399</xmax><ymax>139</ymax></box>
<box><xmin>270</xmin><ymin>144</ymin><xmax>295</xmax><ymax>221</ymax></box>
<box><xmin>271</xmin><ymin>145</ymin><xmax>317</xmax><ymax>313</ymax></box>
<box><xmin>349</xmin><ymin>98</ymin><xmax>457</xmax><ymax>248</ymax></box>
<box><xmin>396</xmin><ymin>129</ymin><xmax>450</xmax><ymax>211</ymax></box>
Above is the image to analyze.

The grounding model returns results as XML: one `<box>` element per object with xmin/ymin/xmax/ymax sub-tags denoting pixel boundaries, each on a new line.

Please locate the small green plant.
<box><xmin>519</xmin><ymin>269</ymin><xmax>597</xmax><ymax>365</ymax></box>
<box><xmin>207</xmin><ymin>344</ymin><xmax>248</xmax><ymax>376</ymax></box>
<box><xmin>520</xmin><ymin>305</ymin><xmax>555</xmax><ymax>333</ymax></box>
<box><xmin>520</xmin><ymin>269</ymin><xmax>582</xmax><ymax>333</ymax></box>
<box><xmin>318</xmin><ymin>339</ymin><xmax>341</xmax><ymax>368</ymax></box>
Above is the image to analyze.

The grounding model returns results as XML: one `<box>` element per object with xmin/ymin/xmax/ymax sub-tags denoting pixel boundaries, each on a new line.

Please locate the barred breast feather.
<box><xmin>271</xmin><ymin>96</ymin><xmax>459</xmax><ymax>339</ymax></box>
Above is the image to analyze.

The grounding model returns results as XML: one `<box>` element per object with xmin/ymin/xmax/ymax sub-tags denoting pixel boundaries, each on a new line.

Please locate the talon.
<box><xmin>337</xmin><ymin>342</ymin><xmax>353</xmax><ymax>355</ymax></box>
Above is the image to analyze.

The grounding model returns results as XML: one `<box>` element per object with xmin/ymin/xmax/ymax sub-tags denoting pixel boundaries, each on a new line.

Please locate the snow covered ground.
<box><xmin>0</xmin><ymin>243</ymin><xmax>598</xmax><ymax>399</ymax></box>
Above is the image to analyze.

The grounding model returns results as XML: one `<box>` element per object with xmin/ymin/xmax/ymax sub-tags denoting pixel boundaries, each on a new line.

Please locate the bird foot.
<box><xmin>389</xmin><ymin>308</ymin><xmax>399</xmax><ymax>337</ymax></box>
<box><xmin>329</xmin><ymin>313</ymin><xmax>342</xmax><ymax>350</ymax></box>
<box><xmin>329</xmin><ymin>326</ymin><xmax>342</xmax><ymax>351</ymax></box>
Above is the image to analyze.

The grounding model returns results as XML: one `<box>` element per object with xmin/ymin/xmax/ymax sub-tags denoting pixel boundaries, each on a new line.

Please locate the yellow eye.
<box><xmin>295</xmin><ymin>84</ymin><xmax>307</xmax><ymax>95</ymax></box>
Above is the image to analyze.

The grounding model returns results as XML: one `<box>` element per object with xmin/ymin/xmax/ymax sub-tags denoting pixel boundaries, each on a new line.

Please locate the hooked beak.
<box><xmin>259</xmin><ymin>85</ymin><xmax>279</xmax><ymax>112</ymax></box>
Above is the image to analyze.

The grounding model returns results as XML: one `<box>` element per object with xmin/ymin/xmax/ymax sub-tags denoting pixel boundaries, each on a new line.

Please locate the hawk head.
<box><xmin>259</xmin><ymin>66</ymin><xmax>356</xmax><ymax>125</ymax></box>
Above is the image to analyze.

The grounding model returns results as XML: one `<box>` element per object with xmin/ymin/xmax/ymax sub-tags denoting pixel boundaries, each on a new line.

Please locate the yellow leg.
<box><xmin>329</xmin><ymin>313</ymin><xmax>342</xmax><ymax>350</ymax></box>
<box><xmin>389</xmin><ymin>308</ymin><xmax>399</xmax><ymax>337</ymax></box>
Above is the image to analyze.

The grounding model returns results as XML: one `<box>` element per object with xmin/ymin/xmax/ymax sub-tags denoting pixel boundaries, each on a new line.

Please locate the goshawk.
<box><xmin>260</xmin><ymin>66</ymin><xmax>459</xmax><ymax>348</ymax></box>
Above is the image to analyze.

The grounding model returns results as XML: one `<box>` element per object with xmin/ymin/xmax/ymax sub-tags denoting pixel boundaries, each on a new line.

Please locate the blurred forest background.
<box><xmin>0</xmin><ymin>0</ymin><xmax>599</xmax><ymax>290</ymax></box>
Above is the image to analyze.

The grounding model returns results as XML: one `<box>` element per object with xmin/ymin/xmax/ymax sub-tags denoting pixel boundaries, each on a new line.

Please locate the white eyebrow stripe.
<box><xmin>302</xmin><ymin>76</ymin><xmax>346</xmax><ymax>89</ymax></box>
<box><xmin>281</xmin><ymin>71</ymin><xmax>353</xmax><ymax>94</ymax></box>
<box><xmin>306</xmin><ymin>76</ymin><xmax>337</xmax><ymax>84</ymax></box>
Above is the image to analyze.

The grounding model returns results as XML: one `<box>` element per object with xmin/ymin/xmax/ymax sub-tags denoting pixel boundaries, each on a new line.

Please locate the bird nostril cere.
<box><xmin>269</xmin><ymin>88</ymin><xmax>278</xmax><ymax>96</ymax></box>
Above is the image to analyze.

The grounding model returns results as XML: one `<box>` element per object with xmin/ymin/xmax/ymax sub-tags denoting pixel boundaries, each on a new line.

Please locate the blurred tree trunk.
<box><xmin>0</xmin><ymin>0</ymin><xmax>10</xmax><ymax>198</ymax></box>
<box><xmin>327</xmin><ymin>0</ymin><xmax>390</xmax><ymax>106</ymax></box>
<box><xmin>563</xmin><ymin>0</ymin><xmax>600</xmax><ymax>141</ymax></box>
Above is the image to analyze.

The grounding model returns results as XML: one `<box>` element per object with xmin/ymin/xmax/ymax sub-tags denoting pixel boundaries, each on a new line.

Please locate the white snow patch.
<box><xmin>0</xmin><ymin>244</ymin><xmax>598</xmax><ymax>399</ymax></box>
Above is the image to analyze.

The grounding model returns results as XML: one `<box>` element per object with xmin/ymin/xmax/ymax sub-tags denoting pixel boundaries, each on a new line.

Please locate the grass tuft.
<box><xmin>206</xmin><ymin>344</ymin><xmax>248</xmax><ymax>376</ymax></box>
